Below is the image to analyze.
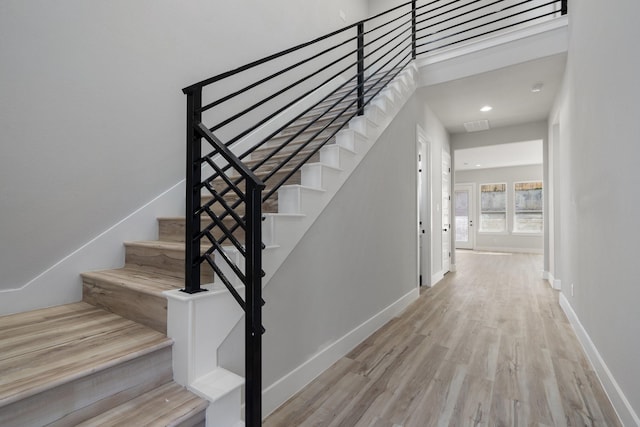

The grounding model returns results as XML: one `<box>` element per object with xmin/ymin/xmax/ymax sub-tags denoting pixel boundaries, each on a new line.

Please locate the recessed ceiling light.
<box><xmin>475</xmin><ymin>164</ymin><xmax>482</xmax><ymax>167</ymax></box>
<box><xmin>531</xmin><ymin>82</ymin><xmax>544</xmax><ymax>93</ymax></box>
<box><xmin>480</xmin><ymin>105</ymin><xmax>493</xmax><ymax>112</ymax></box>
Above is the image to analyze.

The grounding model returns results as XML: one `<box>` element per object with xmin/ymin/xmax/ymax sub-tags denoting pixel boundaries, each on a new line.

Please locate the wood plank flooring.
<box><xmin>264</xmin><ymin>251</ymin><xmax>621</xmax><ymax>426</ymax></box>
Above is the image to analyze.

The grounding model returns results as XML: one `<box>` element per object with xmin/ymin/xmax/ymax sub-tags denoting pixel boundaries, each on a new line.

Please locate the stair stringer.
<box><xmin>161</xmin><ymin>62</ymin><xmax>418</xmax><ymax>426</ymax></box>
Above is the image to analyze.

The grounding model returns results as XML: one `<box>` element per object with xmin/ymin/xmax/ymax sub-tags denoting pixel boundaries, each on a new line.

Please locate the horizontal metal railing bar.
<box><xmin>182</xmin><ymin>0</ymin><xmax>415</xmax><ymax>93</ymax></box>
<box><xmin>255</xmin><ymin>40</ymin><xmax>412</xmax><ymax>186</ymax></box>
<box><xmin>202</xmin><ymin>156</ymin><xmax>248</xmax><ymax>202</ymax></box>
<box><xmin>417</xmin><ymin>0</ymin><xmax>472</xmax><ymax>22</ymax></box>
<box><xmin>306</xmin><ymin>74</ymin><xmax>395</xmax><ymax>111</ymax></box>
<box><xmin>416</xmin><ymin>0</ymin><xmax>542</xmax><ymax>35</ymax></box>
<box><xmin>415</xmin><ymin>0</ymin><xmax>505</xmax><ymax>41</ymax></box>
<box><xmin>263</xmin><ymin>52</ymin><xmax>409</xmax><ymax>194</ymax></box>
<box><xmin>205</xmin><ymin>255</ymin><xmax>247</xmax><ymax>310</ymax></box>
<box><xmin>418</xmin><ymin>0</ymin><xmax>557</xmax><ymax>31</ymax></box>
<box><xmin>199</xmin><ymin>208</ymin><xmax>247</xmax><ymax>254</ymax></box>
<box><xmin>209</xmin><ymin>54</ymin><xmax>397</xmax><ymax>188</ymax></box>
<box><xmin>207</xmin><ymin>46</ymin><xmax>359</xmax><ymax>134</ymax></box>
<box><xmin>209</xmin><ymin>14</ymin><xmax>410</xmax><ymax>136</ymax></box>
<box><xmin>363</xmin><ymin>8</ymin><xmax>413</xmax><ymax>36</ymax></box>
<box><xmin>362</xmin><ymin>17</ymin><xmax>413</xmax><ymax>54</ymax></box>
<box><xmin>196</xmin><ymin>123</ymin><xmax>264</xmax><ymax>187</ymax></box>
<box><xmin>417</xmin><ymin>0</ymin><xmax>488</xmax><ymax>26</ymax></box>
<box><xmin>251</xmin><ymin>125</ymin><xmax>355</xmax><ymax>157</ymax></box>
<box><xmin>417</xmin><ymin>11</ymin><xmax>558</xmax><ymax>55</ymax></box>
<box><xmin>263</xmin><ymin>56</ymin><xmax>412</xmax><ymax>201</ymax></box>
<box><xmin>199</xmin><ymin>34</ymin><xmax>359</xmax><ymax>114</ymax></box>
<box><xmin>211</xmin><ymin>61</ymin><xmax>359</xmax><ymax>150</ymax></box>
<box><xmin>203</xmin><ymin>231</ymin><xmax>248</xmax><ymax>284</ymax></box>
<box><xmin>202</xmin><ymin>184</ymin><xmax>247</xmax><ymax>226</ymax></box>
<box><xmin>416</xmin><ymin>1</ymin><xmax>560</xmax><ymax>48</ymax></box>
<box><xmin>200</xmin><ymin>2</ymin><xmax>414</xmax><ymax>116</ymax></box>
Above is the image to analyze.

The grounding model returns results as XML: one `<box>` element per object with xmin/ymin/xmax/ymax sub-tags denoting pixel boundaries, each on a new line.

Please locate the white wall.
<box><xmin>549</xmin><ymin>1</ymin><xmax>640</xmax><ymax>424</ymax></box>
<box><xmin>0</xmin><ymin>1</ymin><xmax>369</xmax><ymax>302</ymax></box>
<box><xmin>455</xmin><ymin>164</ymin><xmax>544</xmax><ymax>253</ymax></box>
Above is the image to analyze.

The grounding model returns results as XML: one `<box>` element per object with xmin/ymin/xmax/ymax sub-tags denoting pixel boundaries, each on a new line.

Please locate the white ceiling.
<box><xmin>455</xmin><ymin>140</ymin><xmax>543</xmax><ymax>171</ymax></box>
<box><xmin>418</xmin><ymin>53</ymin><xmax>567</xmax><ymax>134</ymax></box>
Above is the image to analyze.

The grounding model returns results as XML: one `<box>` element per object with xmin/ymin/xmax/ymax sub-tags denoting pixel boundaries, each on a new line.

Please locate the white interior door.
<box><xmin>455</xmin><ymin>183</ymin><xmax>474</xmax><ymax>249</ymax></box>
<box><xmin>442</xmin><ymin>151</ymin><xmax>451</xmax><ymax>273</ymax></box>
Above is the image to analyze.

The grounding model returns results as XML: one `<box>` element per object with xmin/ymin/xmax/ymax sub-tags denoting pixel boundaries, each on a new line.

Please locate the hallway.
<box><xmin>264</xmin><ymin>251</ymin><xmax>621</xmax><ymax>426</ymax></box>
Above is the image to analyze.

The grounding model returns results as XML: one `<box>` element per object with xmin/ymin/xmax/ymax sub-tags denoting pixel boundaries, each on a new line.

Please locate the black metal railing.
<box><xmin>181</xmin><ymin>0</ymin><xmax>567</xmax><ymax>424</ymax></box>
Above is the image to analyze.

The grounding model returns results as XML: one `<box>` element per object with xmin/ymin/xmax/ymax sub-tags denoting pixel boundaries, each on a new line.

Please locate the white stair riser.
<box><xmin>365</xmin><ymin>104</ymin><xmax>385</xmax><ymax>125</ymax></box>
<box><xmin>301</xmin><ymin>163</ymin><xmax>343</xmax><ymax>189</ymax></box>
<box><xmin>320</xmin><ymin>144</ymin><xmax>357</xmax><ymax>170</ymax></box>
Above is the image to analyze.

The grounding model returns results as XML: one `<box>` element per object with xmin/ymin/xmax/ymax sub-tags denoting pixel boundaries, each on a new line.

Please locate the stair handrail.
<box><xmin>181</xmin><ymin>1</ymin><xmax>567</xmax><ymax>425</ymax></box>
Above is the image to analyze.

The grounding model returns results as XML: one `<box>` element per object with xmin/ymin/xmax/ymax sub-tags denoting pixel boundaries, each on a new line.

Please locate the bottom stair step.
<box><xmin>0</xmin><ymin>302</ymin><xmax>173</xmax><ymax>427</ymax></box>
<box><xmin>76</xmin><ymin>381</ymin><xmax>208</xmax><ymax>427</ymax></box>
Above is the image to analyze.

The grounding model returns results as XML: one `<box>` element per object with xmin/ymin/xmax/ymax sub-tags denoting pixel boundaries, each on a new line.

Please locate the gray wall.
<box><xmin>455</xmin><ymin>164</ymin><xmax>544</xmax><ymax>252</ymax></box>
<box><xmin>550</xmin><ymin>0</ymin><xmax>640</xmax><ymax>421</ymax></box>
<box><xmin>0</xmin><ymin>0</ymin><xmax>369</xmax><ymax>293</ymax></box>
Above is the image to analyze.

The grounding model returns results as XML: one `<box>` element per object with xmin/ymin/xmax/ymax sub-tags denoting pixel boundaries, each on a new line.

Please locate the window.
<box><xmin>479</xmin><ymin>183</ymin><xmax>506</xmax><ymax>232</ymax></box>
<box><xmin>514</xmin><ymin>181</ymin><xmax>543</xmax><ymax>233</ymax></box>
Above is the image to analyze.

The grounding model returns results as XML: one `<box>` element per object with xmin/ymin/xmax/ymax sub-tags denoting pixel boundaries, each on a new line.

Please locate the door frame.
<box><xmin>442</xmin><ymin>149</ymin><xmax>451</xmax><ymax>274</ymax></box>
<box><xmin>416</xmin><ymin>125</ymin><xmax>431</xmax><ymax>287</ymax></box>
<box><xmin>454</xmin><ymin>183</ymin><xmax>475</xmax><ymax>250</ymax></box>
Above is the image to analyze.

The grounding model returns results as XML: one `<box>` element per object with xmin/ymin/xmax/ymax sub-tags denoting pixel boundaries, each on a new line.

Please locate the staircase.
<box><xmin>0</xmin><ymin>65</ymin><xmax>417</xmax><ymax>426</ymax></box>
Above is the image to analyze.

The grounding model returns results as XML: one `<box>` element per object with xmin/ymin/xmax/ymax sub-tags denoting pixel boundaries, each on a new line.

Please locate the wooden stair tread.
<box><xmin>76</xmin><ymin>381</ymin><xmax>207</xmax><ymax>427</ymax></box>
<box><xmin>82</xmin><ymin>267</ymin><xmax>184</xmax><ymax>296</ymax></box>
<box><xmin>0</xmin><ymin>302</ymin><xmax>171</xmax><ymax>407</ymax></box>
<box><xmin>124</xmin><ymin>240</ymin><xmax>191</xmax><ymax>250</ymax></box>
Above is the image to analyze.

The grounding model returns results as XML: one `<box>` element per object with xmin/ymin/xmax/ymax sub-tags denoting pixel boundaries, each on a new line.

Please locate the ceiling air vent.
<box><xmin>464</xmin><ymin>120</ymin><xmax>490</xmax><ymax>132</ymax></box>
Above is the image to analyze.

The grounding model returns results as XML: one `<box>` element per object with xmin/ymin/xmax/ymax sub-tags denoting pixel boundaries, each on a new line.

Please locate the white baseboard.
<box><xmin>544</xmin><ymin>271</ymin><xmax>562</xmax><ymax>290</ymax></box>
<box><xmin>430</xmin><ymin>270</ymin><xmax>445</xmax><ymax>287</ymax></box>
<box><xmin>553</xmin><ymin>278</ymin><xmax>562</xmax><ymax>290</ymax></box>
<box><xmin>261</xmin><ymin>287</ymin><xmax>420</xmax><ymax>418</ymax></box>
<box><xmin>0</xmin><ymin>181</ymin><xmax>185</xmax><ymax>316</ymax></box>
<box><xmin>559</xmin><ymin>293</ymin><xmax>639</xmax><ymax>426</ymax></box>
<box><xmin>474</xmin><ymin>246</ymin><xmax>543</xmax><ymax>254</ymax></box>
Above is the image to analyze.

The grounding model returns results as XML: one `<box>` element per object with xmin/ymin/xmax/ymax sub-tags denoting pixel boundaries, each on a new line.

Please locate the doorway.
<box><xmin>454</xmin><ymin>183</ymin><xmax>475</xmax><ymax>249</ymax></box>
<box><xmin>442</xmin><ymin>150</ymin><xmax>451</xmax><ymax>273</ymax></box>
<box><xmin>416</xmin><ymin>126</ymin><xmax>430</xmax><ymax>287</ymax></box>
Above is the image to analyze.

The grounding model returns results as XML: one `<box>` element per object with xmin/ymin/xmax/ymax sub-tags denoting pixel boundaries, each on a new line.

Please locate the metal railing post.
<box><xmin>412</xmin><ymin>0</ymin><xmax>417</xmax><ymax>59</ymax></box>
<box><xmin>184</xmin><ymin>87</ymin><xmax>203</xmax><ymax>294</ymax></box>
<box><xmin>245</xmin><ymin>179</ymin><xmax>265</xmax><ymax>426</ymax></box>
<box><xmin>357</xmin><ymin>22</ymin><xmax>364</xmax><ymax>116</ymax></box>
<box><xmin>561</xmin><ymin>0</ymin><xmax>568</xmax><ymax>15</ymax></box>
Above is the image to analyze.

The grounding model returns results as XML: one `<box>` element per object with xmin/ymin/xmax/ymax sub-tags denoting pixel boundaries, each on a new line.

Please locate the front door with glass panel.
<box><xmin>455</xmin><ymin>184</ymin><xmax>474</xmax><ymax>249</ymax></box>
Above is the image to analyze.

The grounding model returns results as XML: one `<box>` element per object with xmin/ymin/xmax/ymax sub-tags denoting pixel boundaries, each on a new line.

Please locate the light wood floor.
<box><xmin>264</xmin><ymin>251</ymin><xmax>621</xmax><ymax>426</ymax></box>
